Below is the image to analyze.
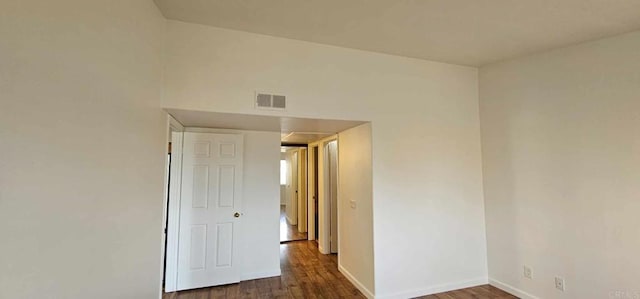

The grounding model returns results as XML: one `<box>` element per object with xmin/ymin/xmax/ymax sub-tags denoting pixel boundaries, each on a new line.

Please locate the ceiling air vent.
<box><xmin>255</xmin><ymin>92</ymin><xmax>286</xmax><ymax>110</ymax></box>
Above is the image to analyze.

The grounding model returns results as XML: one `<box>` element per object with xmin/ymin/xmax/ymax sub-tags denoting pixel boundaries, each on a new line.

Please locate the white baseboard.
<box><xmin>338</xmin><ymin>264</ymin><xmax>375</xmax><ymax>299</ymax></box>
<box><xmin>240</xmin><ymin>269</ymin><xmax>281</xmax><ymax>281</ymax></box>
<box><xmin>375</xmin><ymin>277</ymin><xmax>488</xmax><ymax>299</ymax></box>
<box><xmin>489</xmin><ymin>278</ymin><xmax>539</xmax><ymax>299</ymax></box>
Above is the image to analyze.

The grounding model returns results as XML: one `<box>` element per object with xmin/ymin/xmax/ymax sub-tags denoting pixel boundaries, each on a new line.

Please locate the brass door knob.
<box><xmin>234</xmin><ymin>212</ymin><xmax>240</xmax><ymax>218</ymax></box>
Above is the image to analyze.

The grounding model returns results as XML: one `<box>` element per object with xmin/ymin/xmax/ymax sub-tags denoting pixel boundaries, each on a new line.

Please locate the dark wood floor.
<box><xmin>416</xmin><ymin>285</ymin><xmax>518</xmax><ymax>299</ymax></box>
<box><xmin>163</xmin><ymin>241</ymin><xmax>364</xmax><ymax>298</ymax></box>
<box><xmin>280</xmin><ymin>205</ymin><xmax>307</xmax><ymax>242</ymax></box>
<box><xmin>163</xmin><ymin>241</ymin><xmax>518</xmax><ymax>299</ymax></box>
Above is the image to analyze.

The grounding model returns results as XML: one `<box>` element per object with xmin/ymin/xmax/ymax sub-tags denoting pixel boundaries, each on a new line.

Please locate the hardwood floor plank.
<box><xmin>280</xmin><ymin>206</ymin><xmax>307</xmax><ymax>242</ymax></box>
<box><xmin>225</xmin><ymin>283</ymin><xmax>241</xmax><ymax>298</ymax></box>
<box><xmin>414</xmin><ymin>285</ymin><xmax>519</xmax><ymax>299</ymax></box>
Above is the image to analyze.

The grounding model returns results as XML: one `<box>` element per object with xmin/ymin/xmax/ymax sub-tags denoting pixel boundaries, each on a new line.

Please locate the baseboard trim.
<box><xmin>240</xmin><ymin>269</ymin><xmax>281</xmax><ymax>281</ymax></box>
<box><xmin>489</xmin><ymin>278</ymin><xmax>539</xmax><ymax>299</ymax></box>
<box><xmin>375</xmin><ymin>277</ymin><xmax>488</xmax><ymax>299</ymax></box>
<box><xmin>318</xmin><ymin>245</ymin><xmax>329</xmax><ymax>255</ymax></box>
<box><xmin>338</xmin><ymin>264</ymin><xmax>375</xmax><ymax>299</ymax></box>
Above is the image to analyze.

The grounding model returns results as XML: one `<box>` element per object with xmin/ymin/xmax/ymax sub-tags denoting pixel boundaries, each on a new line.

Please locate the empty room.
<box><xmin>1</xmin><ymin>1</ymin><xmax>638</xmax><ymax>299</ymax></box>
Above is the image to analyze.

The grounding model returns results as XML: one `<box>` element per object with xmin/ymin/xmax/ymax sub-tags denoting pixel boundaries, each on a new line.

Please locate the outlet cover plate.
<box><xmin>555</xmin><ymin>277</ymin><xmax>565</xmax><ymax>291</ymax></box>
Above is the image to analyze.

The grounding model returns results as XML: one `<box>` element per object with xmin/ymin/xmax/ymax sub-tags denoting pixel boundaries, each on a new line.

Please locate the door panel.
<box><xmin>189</xmin><ymin>225</ymin><xmax>207</xmax><ymax>270</ymax></box>
<box><xmin>215</xmin><ymin>223</ymin><xmax>233</xmax><ymax>266</ymax></box>
<box><xmin>177</xmin><ymin>132</ymin><xmax>243</xmax><ymax>291</ymax></box>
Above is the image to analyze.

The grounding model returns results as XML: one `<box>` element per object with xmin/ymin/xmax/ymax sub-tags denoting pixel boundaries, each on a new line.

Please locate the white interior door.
<box><xmin>291</xmin><ymin>151</ymin><xmax>298</xmax><ymax>225</ymax></box>
<box><xmin>177</xmin><ymin>132</ymin><xmax>243</xmax><ymax>291</ymax></box>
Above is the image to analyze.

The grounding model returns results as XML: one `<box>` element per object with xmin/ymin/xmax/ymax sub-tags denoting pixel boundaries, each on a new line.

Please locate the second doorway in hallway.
<box><xmin>280</xmin><ymin>146</ymin><xmax>308</xmax><ymax>243</ymax></box>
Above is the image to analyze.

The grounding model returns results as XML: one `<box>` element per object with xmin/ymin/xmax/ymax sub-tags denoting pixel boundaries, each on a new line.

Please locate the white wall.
<box><xmin>480</xmin><ymin>31</ymin><xmax>640</xmax><ymax>299</ymax></box>
<box><xmin>186</xmin><ymin>129</ymin><xmax>282</xmax><ymax>281</ymax></box>
<box><xmin>162</xmin><ymin>21</ymin><xmax>488</xmax><ymax>297</ymax></box>
<box><xmin>239</xmin><ymin>130</ymin><xmax>282</xmax><ymax>280</ymax></box>
<box><xmin>338</xmin><ymin>123</ymin><xmax>375</xmax><ymax>296</ymax></box>
<box><xmin>0</xmin><ymin>1</ymin><xmax>166</xmax><ymax>298</ymax></box>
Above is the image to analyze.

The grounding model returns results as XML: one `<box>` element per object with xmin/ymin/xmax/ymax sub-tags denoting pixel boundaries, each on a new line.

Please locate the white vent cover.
<box><xmin>255</xmin><ymin>92</ymin><xmax>286</xmax><ymax>110</ymax></box>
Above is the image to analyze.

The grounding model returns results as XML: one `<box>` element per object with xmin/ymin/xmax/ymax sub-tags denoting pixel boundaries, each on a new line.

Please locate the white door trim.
<box><xmin>326</xmin><ymin>140</ymin><xmax>339</xmax><ymax>253</ymax></box>
<box><xmin>307</xmin><ymin>146</ymin><xmax>318</xmax><ymax>241</ymax></box>
<box><xmin>162</xmin><ymin>114</ymin><xmax>184</xmax><ymax>294</ymax></box>
<box><xmin>297</xmin><ymin>149</ymin><xmax>308</xmax><ymax>233</ymax></box>
<box><xmin>308</xmin><ymin>135</ymin><xmax>337</xmax><ymax>254</ymax></box>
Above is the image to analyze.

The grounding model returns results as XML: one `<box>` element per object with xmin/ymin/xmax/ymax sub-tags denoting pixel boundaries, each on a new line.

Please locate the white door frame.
<box><xmin>307</xmin><ymin>145</ymin><xmax>318</xmax><ymax>241</ymax></box>
<box><xmin>307</xmin><ymin>135</ymin><xmax>337</xmax><ymax>254</ymax></box>
<box><xmin>297</xmin><ymin>148</ymin><xmax>308</xmax><ymax>233</ymax></box>
<box><xmin>326</xmin><ymin>140</ymin><xmax>339</xmax><ymax>253</ymax></box>
<box><xmin>161</xmin><ymin>115</ymin><xmax>185</xmax><ymax>294</ymax></box>
<box><xmin>287</xmin><ymin>151</ymin><xmax>298</xmax><ymax>225</ymax></box>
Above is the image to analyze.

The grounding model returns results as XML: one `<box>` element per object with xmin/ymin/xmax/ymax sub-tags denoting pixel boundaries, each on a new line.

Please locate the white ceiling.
<box><xmin>168</xmin><ymin>109</ymin><xmax>280</xmax><ymax>131</ymax></box>
<box><xmin>166</xmin><ymin>109</ymin><xmax>366</xmax><ymax>143</ymax></box>
<box><xmin>154</xmin><ymin>0</ymin><xmax>640</xmax><ymax>66</ymax></box>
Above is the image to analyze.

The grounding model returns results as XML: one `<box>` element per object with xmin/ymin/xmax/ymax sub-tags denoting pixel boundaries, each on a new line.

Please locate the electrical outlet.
<box><xmin>555</xmin><ymin>277</ymin><xmax>565</xmax><ymax>291</ymax></box>
<box><xmin>523</xmin><ymin>266</ymin><xmax>532</xmax><ymax>279</ymax></box>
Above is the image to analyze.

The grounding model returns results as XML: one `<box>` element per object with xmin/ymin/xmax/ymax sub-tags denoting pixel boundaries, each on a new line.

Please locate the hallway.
<box><xmin>280</xmin><ymin>205</ymin><xmax>307</xmax><ymax>242</ymax></box>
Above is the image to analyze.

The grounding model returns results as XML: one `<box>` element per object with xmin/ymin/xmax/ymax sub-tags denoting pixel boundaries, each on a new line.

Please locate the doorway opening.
<box><xmin>162</xmin><ymin>141</ymin><xmax>171</xmax><ymax>287</ymax></box>
<box><xmin>280</xmin><ymin>145</ymin><xmax>308</xmax><ymax>243</ymax></box>
<box><xmin>325</xmin><ymin>140</ymin><xmax>338</xmax><ymax>254</ymax></box>
<box><xmin>160</xmin><ymin>109</ymin><xmax>373</xmax><ymax>297</ymax></box>
<box><xmin>303</xmin><ymin>137</ymin><xmax>340</xmax><ymax>254</ymax></box>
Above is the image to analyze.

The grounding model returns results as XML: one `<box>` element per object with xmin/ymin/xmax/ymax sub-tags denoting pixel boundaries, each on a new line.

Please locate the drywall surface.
<box><xmin>0</xmin><ymin>0</ymin><xmax>166</xmax><ymax>298</ymax></box>
<box><xmin>237</xmin><ymin>130</ymin><xmax>282</xmax><ymax>280</ymax></box>
<box><xmin>338</xmin><ymin>123</ymin><xmax>375</xmax><ymax>295</ymax></box>
<box><xmin>480</xmin><ymin>30</ymin><xmax>640</xmax><ymax>298</ymax></box>
<box><xmin>163</xmin><ymin>21</ymin><xmax>488</xmax><ymax>297</ymax></box>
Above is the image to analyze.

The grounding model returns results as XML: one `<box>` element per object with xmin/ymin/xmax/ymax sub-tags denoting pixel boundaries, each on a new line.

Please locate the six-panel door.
<box><xmin>177</xmin><ymin>132</ymin><xmax>243</xmax><ymax>291</ymax></box>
